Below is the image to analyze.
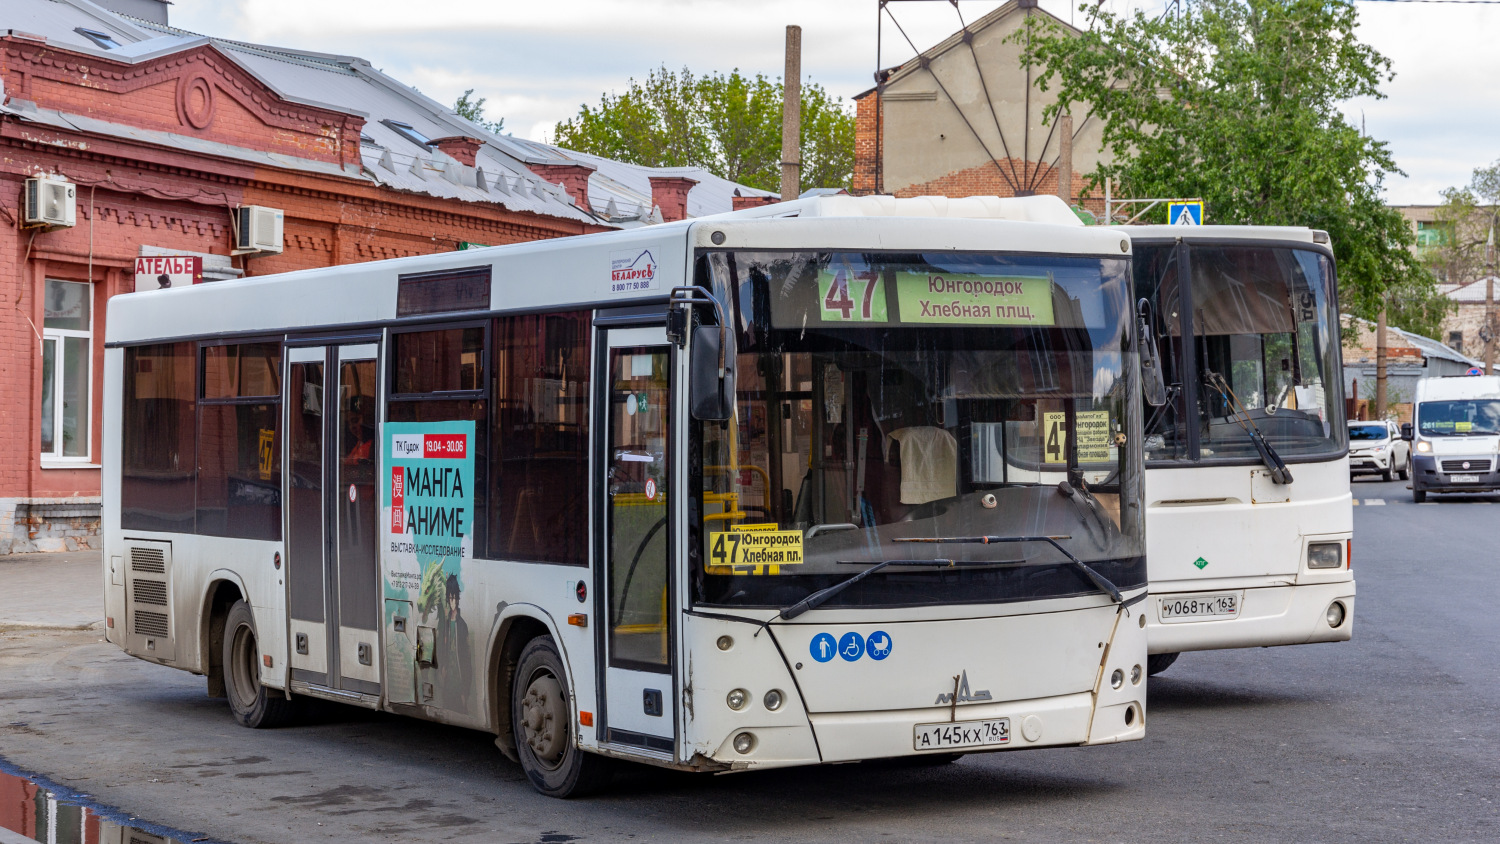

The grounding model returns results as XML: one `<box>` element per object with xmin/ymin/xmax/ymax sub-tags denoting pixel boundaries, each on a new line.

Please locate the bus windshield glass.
<box><xmin>1137</xmin><ymin>243</ymin><xmax>1344</xmax><ymax>462</ymax></box>
<box><xmin>691</xmin><ymin>250</ymin><xmax>1145</xmax><ymax>610</ymax></box>
<box><xmin>1418</xmin><ymin>400</ymin><xmax>1500</xmax><ymax>436</ymax></box>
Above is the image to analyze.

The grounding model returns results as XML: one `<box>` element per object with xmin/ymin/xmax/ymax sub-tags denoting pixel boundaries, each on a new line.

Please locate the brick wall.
<box><xmin>0</xmin><ymin>38</ymin><xmax>606</xmax><ymax>552</ymax></box>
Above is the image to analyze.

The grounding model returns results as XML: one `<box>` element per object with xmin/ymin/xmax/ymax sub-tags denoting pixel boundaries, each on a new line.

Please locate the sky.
<box><xmin>169</xmin><ymin>0</ymin><xmax>1500</xmax><ymax>206</ymax></box>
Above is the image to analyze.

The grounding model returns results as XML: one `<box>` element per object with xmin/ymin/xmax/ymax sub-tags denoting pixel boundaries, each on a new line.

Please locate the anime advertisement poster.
<box><xmin>383</xmin><ymin>421</ymin><xmax>475</xmax><ymax>712</ymax></box>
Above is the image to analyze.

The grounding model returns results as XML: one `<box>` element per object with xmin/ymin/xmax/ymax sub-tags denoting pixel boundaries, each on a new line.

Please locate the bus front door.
<box><xmin>597</xmin><ymin>327</ymin><xmax>678</xmax><ymax>754</ymax></box>
<box><xmin>285</xmin><ymin>342</ymin><xmax>382</xmax><ymax>705</ymax></box>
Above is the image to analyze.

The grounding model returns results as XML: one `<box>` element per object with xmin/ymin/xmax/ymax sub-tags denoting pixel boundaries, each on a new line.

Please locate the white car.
<box><xmin>1348</xmin><ymin>420</ymin><xmax>1409</xmax><ymax>481</ymax></box>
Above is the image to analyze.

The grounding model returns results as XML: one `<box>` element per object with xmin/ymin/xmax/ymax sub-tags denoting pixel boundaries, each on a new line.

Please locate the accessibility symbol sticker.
<box><xmin>867</xmin><ymin>630</ymin><xmax>892</xmax><ymax>660</ymax></box>
<box><xmin>838</xmin><ymin>631</ymin><xmax>865</xmax><ymax>662</ymax></box>
<box><xmin>1193</xmin><ymin>556</ymin><xmax>1209</xmax><ymax>570</ymax></box>
<box><xmin>810</xmin><ymin>632</ymin><xmax>837</xmax><ymax>663</ymax></box>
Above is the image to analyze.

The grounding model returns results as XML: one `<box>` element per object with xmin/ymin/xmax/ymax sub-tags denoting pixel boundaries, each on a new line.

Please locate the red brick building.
<box><xmin>0</xmin><ymin>0</ymin><xmax>769</xmax><ymax>552</ymax></box>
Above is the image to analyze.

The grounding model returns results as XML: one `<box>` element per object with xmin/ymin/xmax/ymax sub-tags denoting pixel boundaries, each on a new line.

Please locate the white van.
<box><xmin>1403</xmin><ymin>375</ymin><xmax>1500</xmax><ymax>502</ymax></box>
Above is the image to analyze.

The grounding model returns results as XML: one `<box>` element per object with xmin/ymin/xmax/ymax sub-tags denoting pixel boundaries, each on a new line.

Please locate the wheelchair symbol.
<box><xmin>838</xmin><ymin>631</ymin><xmax>864</xmax><ymax>661</ymax></box>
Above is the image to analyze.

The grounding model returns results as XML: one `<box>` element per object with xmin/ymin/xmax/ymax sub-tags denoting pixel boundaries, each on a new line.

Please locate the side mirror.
<box><xmin>690</xmin><ymin>324</ymin><xmax>736</xmax><ymax>420</ymax></box>
<box><xmin>1400</xmin><ymin>423</ymin><xmax>1413</xmax><ymax>441</ymax></box>
<box><xmin>1137</xmin><ymin>299</ymin><xmax>1167</xmax><ymax>407</ymax></box>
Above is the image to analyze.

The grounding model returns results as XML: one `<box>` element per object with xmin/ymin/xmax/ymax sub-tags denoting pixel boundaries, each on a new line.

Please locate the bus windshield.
<box><xmin>1418</xmin><ymin>400</ymin><xmax>1500</xmax><ymax>436</ymax></box>
<box><xmin>1136</xmin><ymin>243</ymin><xmax>1344</xmax><ymax>462</ymax></box>
<box><xmin>691</xmin><ymin>250</ymin><xmax>1145</xmax><ymax>610</ymax></box>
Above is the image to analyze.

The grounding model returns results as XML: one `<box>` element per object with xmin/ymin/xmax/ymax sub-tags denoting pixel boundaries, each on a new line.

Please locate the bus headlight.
<box><xmin>1110</xmin><ymin>669</ymin><xmax>1124</xmax><ymax>689</ymax></box>
<box><xmin>733</xmin><ymin>732</ymin><xmax>756</xmax><ymax>754</ymax></box>
<box><xmin>1416</xmin><ymin>440</ymin><xmax>1432</xmax><ymax>453</ymax></box>
<box><xmin>1307</xmin><ymin>542</ymin><xmax>1343</xmax><ymax>569</ymax></box>
<box><xmin>763</xmin><ymin>689</ymin><xmax>785</xmax><ymax>711</ymax></box>
<box><xmin>1130</xmin><ymin>664</ymin><xmax>1143</xmax><ymax>686</ymax></box>
<box><xmin>1326</xmin><ymin>602</ymin><xmax>1346</xmax><ymax>628</ymax></box>
<box><xmin>726</xmin><ymin>688</ymin><xmax>749</xmax><ymax>710</ymax></box>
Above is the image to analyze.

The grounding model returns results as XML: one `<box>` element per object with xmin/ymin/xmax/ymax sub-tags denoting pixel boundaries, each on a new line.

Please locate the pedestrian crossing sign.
<box><xmin>1168</xmin><ymin>201</ymin><xmax>1203</xmax><ymax>226</ymax></box>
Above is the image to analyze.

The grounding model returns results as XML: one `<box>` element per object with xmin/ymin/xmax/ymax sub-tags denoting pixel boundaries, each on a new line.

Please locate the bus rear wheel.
<box><xmin>223</xmin><ymin>600</ymin><xmax>296</xmax><ymax>728</ymax></box>
<box><xmin>511</xmin><ymin>635</ymin><xmax>613</xmax><ymax>798</ymax></box>
<box><xmin>1146</xmin><ymin>652</ymin><xmax>1180</xmax><ymax>676</ymax></box>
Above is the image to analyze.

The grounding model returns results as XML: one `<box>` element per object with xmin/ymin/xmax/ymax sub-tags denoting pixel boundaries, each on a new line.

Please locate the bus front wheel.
<box><xmin>222</xmin><ymin>600</ymin><xmax>297</xmax><ymax>729</ymax></box>
<box><xmin>1412</xmin><ymin>486</ymin><xmax>1426</xmax><ymax>503</ymax></box>
<box><xmin>511</xmin><ymin>635</ymin><xmax>613</xmax><ymax>798</ymax></box>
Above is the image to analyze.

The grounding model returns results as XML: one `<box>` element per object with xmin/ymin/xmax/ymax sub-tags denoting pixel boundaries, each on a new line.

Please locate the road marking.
<box><xmin>1364</xmin><ymin>499</ymin><xmax>1386</xmax><ymax>506</ymax></box>
<box><xmin>1418</xmin><ymin>502</ymin><xmax>1437</xmax><ymax>506</ymax></box>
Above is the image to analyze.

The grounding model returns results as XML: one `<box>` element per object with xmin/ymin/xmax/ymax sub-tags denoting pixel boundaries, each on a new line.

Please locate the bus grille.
<box><xmin>130</xmin><ymin>547</ymin><xmax>166</xmax><ymax>573</ymax></box>
<box><xmin>134</xmin><ymin>610</ymin><xmax>169</xmax><ymax>638</ymax></box>
<box><xmin>133</xmin><ymin>579</ymin><xmax>168</xmax><ymax>606</ymax></box>
<box><xmin>1441</xmin><ymin>459</ymin><xmax>1492</xmax><ymax>473</ymax></box>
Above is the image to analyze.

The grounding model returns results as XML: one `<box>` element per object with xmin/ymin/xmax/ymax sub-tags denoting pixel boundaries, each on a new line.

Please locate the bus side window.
<box><xmin>197</xmin><ymin>342</ymin><xmax>283</xmax><ymax>541</ymax></box>
<box><xmin>488</xmin><ymin>311</ymin><xmax>592</xmax><ymax>565</ymax></box>
<box><xmin>121</xmin><ymin>343</ymin><xmax>197</xmax><ymax>532</ymax></box>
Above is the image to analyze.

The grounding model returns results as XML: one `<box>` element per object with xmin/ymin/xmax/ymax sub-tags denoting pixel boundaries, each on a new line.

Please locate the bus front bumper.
<box><xmin>1146</xmin><ymin>581</ymin><xmax>1354</xmax><ymax>654</ymax></box>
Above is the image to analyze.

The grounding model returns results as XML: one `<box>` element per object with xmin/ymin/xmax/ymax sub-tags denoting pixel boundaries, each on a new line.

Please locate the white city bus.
<box><xmin>1125</xmin><ymin>227</ymin><xmax>1354</xmax><ymax>675</ymax></box>
<box><xmin>101</xmin><ymin>195</ymin><xmax>1149</xmax><ymax>797</ymax></box>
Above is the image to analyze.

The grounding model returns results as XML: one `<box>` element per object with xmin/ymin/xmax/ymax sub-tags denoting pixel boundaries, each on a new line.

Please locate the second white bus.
<box><xmin>1126</xmin><ymin>226</ymin><xmax>1355</xmax><ymax>674</ymax></box>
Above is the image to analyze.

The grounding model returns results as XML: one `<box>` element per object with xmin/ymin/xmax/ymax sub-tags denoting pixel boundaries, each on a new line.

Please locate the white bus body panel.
<box><xmin>1144</xmin><ymin>460</ymin><xmax>1353</xmax><ymax>654</ymax></box>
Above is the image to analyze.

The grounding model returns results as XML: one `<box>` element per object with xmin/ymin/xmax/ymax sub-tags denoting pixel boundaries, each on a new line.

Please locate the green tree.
<box><xmin>552</xmin><ymin>66</ymin><xmax>855</xmax><ymax>193</ymax></box>
<box><xmin>1430</xmin><ymin>160</ymin><xmax>1500</xmax><ymax>287</ymax></box>
<box><xmin>1016</xmin><ymin>0</ymin><xmax>1440</xmax><ymax>336</ymax></box>
<box><xmin>453</xmin><ymin>88</ymin><xmax>505</xmax><ymax>134</ymax></box>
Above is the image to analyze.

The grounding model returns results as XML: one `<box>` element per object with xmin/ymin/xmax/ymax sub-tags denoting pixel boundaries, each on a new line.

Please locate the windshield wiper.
<box><xmin>777</xmin><ymin>558</ymin><xmax>975</xmax><ymax>620</ymax></box>
<box><xmin>1205</xmin><ymin>371</ymin><xmax>1293</xmax><ymax>484</ymax></box>
<box><xmin>892</xmin><ymin>535</ymin><xmax>1124</xmax><ymax>603</ymax></box>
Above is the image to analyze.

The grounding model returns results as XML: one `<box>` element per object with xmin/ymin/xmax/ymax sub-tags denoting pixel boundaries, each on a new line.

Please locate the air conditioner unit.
<box><xmin>233</xmin><ymin>205</ymin><xmax>284</xmax><ymax>255</ymax></box>
<box><xmin>23</xmin><ymin>177</ymin><xmax>77</xmax><ymax>229</ymax></box>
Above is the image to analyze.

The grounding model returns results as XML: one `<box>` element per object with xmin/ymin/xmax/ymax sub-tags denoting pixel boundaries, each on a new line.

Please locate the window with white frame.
<box><xmin>41</xmin><ymin>279</ymin><xmax>92</xmax><ymax>461</ymax></box>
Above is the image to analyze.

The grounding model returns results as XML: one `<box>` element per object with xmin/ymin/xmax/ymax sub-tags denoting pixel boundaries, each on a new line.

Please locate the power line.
<box><xmin>1356</xmin><ymin>0</ymin><xmax>1500</xmax><ymax>4</ymax></box>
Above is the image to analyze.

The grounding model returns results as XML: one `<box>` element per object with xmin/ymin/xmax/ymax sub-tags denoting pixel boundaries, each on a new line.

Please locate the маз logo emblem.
<box><xmin>935</xmin><ymin>670</ymin><xmax>992</xmax><ymax>705</ymax></box>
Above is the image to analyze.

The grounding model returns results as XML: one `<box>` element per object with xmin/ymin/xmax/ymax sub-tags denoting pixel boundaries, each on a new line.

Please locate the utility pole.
<box><xmin>1375</xmin><ymin>305</ymin><xmax>1388</xmax><ymax>419</ymax></box>
<box><xmin>1056</xmin><ymin>114</ymin><xmax>1073</xmax><ymax>207</ymax></box>
<box><xmin>781</xmin><ymin>25</ymin><xmax>802</xmax><ymax>203</ymax></box>
<box><xmin>1487</xmin><ymin>224</ymin><xmax>1496</xmax><ymax>375</ymax></box>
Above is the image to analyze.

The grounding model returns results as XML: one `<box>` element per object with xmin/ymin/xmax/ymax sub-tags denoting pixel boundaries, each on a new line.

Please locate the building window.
<box><xmin>41</xmin><ymin>279</ymin><xmax>92</xmax><ymax>461</ymax></box>
<box><xmin>381</xmin><ymin>119</ymin><xmax>434</xmax><ymax>150</ymax></box>
<box><xmin>1448</xmin><ymin>331</ymin><xmax>1464</xmax><ymax>354</ymax></box>
<box><xmin>75</xmin><ymin>28</ymin><xmax>121</xmax><ymax>49</ymax></box>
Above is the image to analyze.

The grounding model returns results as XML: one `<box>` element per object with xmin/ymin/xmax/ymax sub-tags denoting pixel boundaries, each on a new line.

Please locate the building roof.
<box><xmin>1442</xmin><ymin>278</ymin><xmax>1499</xmax><ymax>303</ymax></box>
<box><xmin>2</xmin><ymin>0</ymin><xmax>773</xmax><ymax>226</ymax></box>
<box><xmin>1342</xmin><ymin>314</ymin><xmax>1480</xmax><ymax>368</ymax></box>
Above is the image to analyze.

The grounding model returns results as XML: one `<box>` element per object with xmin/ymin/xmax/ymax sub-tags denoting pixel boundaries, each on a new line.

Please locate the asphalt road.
<box><xmin>1</xmin><ymin>476</ymin><xmax>1496</xmax><ymax>843</ymax></box>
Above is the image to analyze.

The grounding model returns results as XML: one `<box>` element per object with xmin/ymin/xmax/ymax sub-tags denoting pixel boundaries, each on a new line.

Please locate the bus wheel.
<box><xmin>1146</xmin><ymin>652</ymin><xmax>1179</xmax><ymax>676</ymax></box>
<box><xmin>512</xmin><ymin>636</ymin><xmax>613</xmax><ymax>798</ymax></box>
<box><xmin>223</xmin><ymin>601</ymin><xmax>296</xmax><ymax>728</ymax></box>
<box><xmin>1412</xmin><ymin>486</ymin><xmax>1426</xmax><ymax>503</ymax></box>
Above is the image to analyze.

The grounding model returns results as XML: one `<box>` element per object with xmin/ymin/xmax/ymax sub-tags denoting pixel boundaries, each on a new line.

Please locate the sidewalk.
<box><xmin>0</xmin><ymin>551</ymin><xmax>103</xmax><ymax>630</ymax></box>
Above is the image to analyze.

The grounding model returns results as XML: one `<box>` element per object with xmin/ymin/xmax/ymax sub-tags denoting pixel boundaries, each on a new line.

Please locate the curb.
<box><xmin>0</xmin><ymin>620</ymin><xmax>105</xmax><ymax>632</ymax></box>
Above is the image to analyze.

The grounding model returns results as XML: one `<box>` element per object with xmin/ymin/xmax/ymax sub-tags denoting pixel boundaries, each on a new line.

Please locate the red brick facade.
<box><xmin>0</xmin><ymin>36</ymin><xmax>607</xmax><ymax>549</ymax></box>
